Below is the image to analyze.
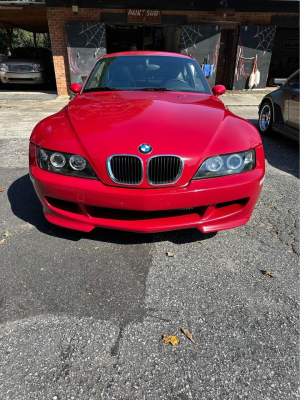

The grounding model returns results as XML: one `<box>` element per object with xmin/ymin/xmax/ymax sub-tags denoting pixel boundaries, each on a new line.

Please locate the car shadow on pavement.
<box><xmin>248</xmin><ymin>118</ymin><xmax>299</xmax><ymax>179</ymax></box>
<box><xmin>8</xmin><ymin>173</ymin><xmax>216</xmax><ymax>245</ymax></box>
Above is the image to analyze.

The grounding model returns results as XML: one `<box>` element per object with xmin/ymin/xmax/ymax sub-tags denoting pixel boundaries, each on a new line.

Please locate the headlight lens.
<box><xmin>205</xmin><ymin>156</ymin><xmax>223</xmax><ymax>172</ymax></box>
<box><xmin>193</xmin><ymin>149</ymin><xmax>256</xmax><ymax>179</ymax></box>
<box><xmin>37</xmin><ymin>147</ymin><xmax>98</xmax><ymax>179</ymax></box>
<box><xmin>69</xmin><ymin>155</ymin><xmax>87</xmax><ymax>170</ymax></box>
<box><xmin>0</xmin><ymin>63</ymin><xmax>8</xmax><ymax>72</ymax></box>
<box><xmin>50</xmin><ymin>152</ymin><xmax>66</xmax><ymax>168</ymax></box>
<box><xmin>33</xmin><ymin>63</ymin><xmax>44</xmax><ymax>72</ymax></box>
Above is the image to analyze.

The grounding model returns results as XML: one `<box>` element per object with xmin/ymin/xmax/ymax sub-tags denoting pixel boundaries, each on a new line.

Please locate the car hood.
<box><xmin>32</xmin><ymin>91</ymin><xmax>262</xmax><ymax>187</ymax></box>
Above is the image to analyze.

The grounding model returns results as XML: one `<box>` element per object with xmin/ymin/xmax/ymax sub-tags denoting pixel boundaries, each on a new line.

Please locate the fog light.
<box><xmin>50</xmin><ymin>153</ymin><xmax>66</xmax><ymax>168</ymax></box>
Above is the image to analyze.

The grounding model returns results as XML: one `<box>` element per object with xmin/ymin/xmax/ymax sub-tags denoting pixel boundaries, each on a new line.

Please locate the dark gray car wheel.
<box><xmin>259</xmin><ymin>101</ymin><xmax>273</xmax><ymax>135</ymax></box>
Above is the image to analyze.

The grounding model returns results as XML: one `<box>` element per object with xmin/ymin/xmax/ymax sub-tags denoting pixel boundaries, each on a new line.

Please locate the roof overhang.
<box><xmin>0</xmin><ymin>2</ymin><xmax>48</xmax><ymax>33</ymax></box>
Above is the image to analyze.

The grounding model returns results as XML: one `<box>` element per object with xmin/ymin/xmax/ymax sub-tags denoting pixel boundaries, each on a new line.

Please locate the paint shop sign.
<box><xmin>127</xmin><ymin>9</ymin><xmax>161</xmax><ymax>24</ymax></box>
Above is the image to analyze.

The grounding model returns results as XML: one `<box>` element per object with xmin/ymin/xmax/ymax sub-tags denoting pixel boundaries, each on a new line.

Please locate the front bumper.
<box><xmin>0</xmin><ymin>71</ymin><xmax>45</xmax><ymax>84</ymax></box>
<box><xmin>29</xmin><ymin>146</ymin><xmax>265</xmax><ymax>233</ymax></box>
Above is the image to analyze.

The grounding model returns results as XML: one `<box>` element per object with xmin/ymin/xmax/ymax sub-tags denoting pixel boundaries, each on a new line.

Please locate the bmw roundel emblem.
<box><xmin>139</xmin><ymin>144</ymin><xmax>152</xmax><ymax>154</ymax></box>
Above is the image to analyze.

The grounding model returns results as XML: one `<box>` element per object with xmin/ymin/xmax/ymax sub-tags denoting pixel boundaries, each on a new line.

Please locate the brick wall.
<box><xmin>47</xmin><ymin>7</ymin><xmax>298</xmax><ymax>95</ymax></box>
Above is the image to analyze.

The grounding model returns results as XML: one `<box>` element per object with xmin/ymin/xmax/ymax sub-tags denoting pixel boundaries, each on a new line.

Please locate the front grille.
<box><xmin>107</xmin><ymin>155</ymin><xmax>143</xmax><ymax>185</ymax></box>
<box><xmin>147</xmin><ymin>156</ymin><xmax>183</xmax><ymax>185</ymax></box>
<box><xmin>10</xmin><ymin>65</ymin><xmax>33</xmax><ymax>72</ymax></box>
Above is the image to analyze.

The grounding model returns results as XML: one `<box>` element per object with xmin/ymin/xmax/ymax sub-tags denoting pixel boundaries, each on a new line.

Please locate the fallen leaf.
<box><xmin>181</xmin><ymin>328</ymin><xmax>196</xmax><ymax>344</ymax></box>
<box><xmin>0</xmin><ymin>188</ymin><xmax>4</xmax><ymax>192</ymax></box>
<box><xmin>166</xmin><ymin>252</ymin><xmax>174</xmax><ymax>257</ymax></box>
<box><xmin>163</xmin><ymin>335</ymin><xmax>179</xmax><ymax>346</ymax></box>
<box><xmin>4</xmin><ymin>231</ymin><xmax>9</xmax><ymax>237</ymax></box>
<box><xmin>196</xmin><ymin>240</ymin><xmax>202</xmax><ymax>244</ymax></box>
<box><xmin>0</xmin><ymin>239</ymin><xmax>5</xmax><ymax>245</ymax></box>
<box><xmin>15</xmin><ymin>230</ymin><xmax>22</xmax><ymax>234</ymax></box>
<box><xmin>261</xmin><ymin>270</ymin><xmax>275</xmax><ymax>278</ymax></box>
<box><xmin>94</xmin><ymin>247</ymin><xmax>99</xmax><ymax>250</ymax></box>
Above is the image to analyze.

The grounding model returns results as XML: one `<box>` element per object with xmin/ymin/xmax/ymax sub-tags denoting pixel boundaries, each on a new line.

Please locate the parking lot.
<box><xmin>0</xmin><ymin>91</ymin><xmax>299</xmax><ymax>400</ymax></box>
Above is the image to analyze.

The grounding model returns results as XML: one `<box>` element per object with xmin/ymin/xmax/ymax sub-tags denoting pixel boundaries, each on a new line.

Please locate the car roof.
<box><xmin>102</xmin><ymin>51</ymin><xmax>192</xmax><ymax>59</ymax></box>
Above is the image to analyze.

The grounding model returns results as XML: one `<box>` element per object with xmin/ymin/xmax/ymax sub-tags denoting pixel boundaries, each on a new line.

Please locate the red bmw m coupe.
<box><xmin>29</xmin><ymin>52</ymin><xmax>265</xmax><ymax>233</ymax></box>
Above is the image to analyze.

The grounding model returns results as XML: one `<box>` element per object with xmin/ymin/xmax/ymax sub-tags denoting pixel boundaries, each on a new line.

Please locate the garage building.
<box><xmin>1</xmin><ymin>0</ymin><xmax>299</xmax><ymax>95</ymax></box>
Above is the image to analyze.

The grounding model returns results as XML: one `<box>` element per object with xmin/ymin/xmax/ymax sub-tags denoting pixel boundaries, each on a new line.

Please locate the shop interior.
<box><xmin>106</xmin><ymin>25</ymin><xmax>181</xmax><ymax>53</ymax></box>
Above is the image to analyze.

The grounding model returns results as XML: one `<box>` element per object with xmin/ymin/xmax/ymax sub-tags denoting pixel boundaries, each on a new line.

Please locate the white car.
<box><xmin>0</xmin><ymin>47</ymin><xmax>54</xmax><ymax>87</ymax></box>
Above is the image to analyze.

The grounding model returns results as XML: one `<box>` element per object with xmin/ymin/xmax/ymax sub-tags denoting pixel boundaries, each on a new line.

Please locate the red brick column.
<box><xmin>47</xmin><ymin>7</ymin><xmax>102</xmax><ymax>95</ymax></box>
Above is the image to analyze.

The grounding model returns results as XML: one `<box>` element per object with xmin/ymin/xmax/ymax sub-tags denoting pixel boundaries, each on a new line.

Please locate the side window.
<box><xmin>287</xmin><ymin>73</ymin><xmax>299</xmax><ymax>89</ymax></box>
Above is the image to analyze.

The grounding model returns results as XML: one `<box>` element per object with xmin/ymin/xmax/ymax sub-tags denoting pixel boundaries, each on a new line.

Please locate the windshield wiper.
<box><xmin>134</xmin><ymin>87</ymin><xmax>174</xmax><ymax>91</ymax></box>
<box><xmin>83</xmin><ymin>87</ymin><xmax>121</xmax><ymax>93</ymax></box>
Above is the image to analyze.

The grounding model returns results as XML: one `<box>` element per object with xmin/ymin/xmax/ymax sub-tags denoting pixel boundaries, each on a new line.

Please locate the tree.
<box><xmin>0</xmin><ymin>29</ymin><xmax>8</xmax><ymax>55</ymax></box>
<box><xmin>0</xmin><ymin>28</ymin><xmax>51</xmax><ymax>55</ymax></box>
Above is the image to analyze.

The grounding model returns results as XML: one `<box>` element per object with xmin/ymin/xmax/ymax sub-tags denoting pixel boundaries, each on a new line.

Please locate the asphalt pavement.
<box><xmin>0</xmin><ymin>91</ymin><xmax>299</xmax><ymax>400</ymax></box>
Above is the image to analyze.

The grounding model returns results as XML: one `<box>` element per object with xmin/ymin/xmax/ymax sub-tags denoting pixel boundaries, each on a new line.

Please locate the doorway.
<box><xmin>215</xmin><ymin>29</ymin><xmax>236</xmax><ymax>88</ymax></box>
<box><xmin>106</xmin><ymin>25</ymin><xmax>144</xmax><ymax>52</ymax></box>
<box><xmin>106</xmin><ymin>25</ymin><xmax>180</xmax><ymax>53</ymax></box>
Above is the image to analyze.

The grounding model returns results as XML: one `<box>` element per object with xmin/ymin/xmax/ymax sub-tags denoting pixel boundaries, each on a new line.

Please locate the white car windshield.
<box><xmin>83</xmin><ymin>55</ymin><xmax>211</xmax><ymax>94</ymax></box>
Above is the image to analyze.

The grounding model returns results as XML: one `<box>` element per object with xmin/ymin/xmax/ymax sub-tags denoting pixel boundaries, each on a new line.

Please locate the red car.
<box><xmin>29</xmin><ymin>52</ymin><xmax>265</xmax><ymax>233</ymax></box>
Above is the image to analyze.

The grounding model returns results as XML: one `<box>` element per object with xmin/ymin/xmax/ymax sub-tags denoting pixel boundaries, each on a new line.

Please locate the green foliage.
<box><xmin>0</xmin><ymin>28</ymin><xmax>51</xmax><ymax>55</ymax></box>
<box><xmin>12</xmin><ymin>29</ymin><xmax>34</xmax><ymax>48</ymax></box>
<box><xmin>0</xmin><ymin>29</ymin><xmax>8</xmax><ymax>55</ymax></box>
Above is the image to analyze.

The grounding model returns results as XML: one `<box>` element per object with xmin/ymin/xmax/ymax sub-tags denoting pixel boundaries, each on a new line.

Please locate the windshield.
<box><xmin>83</xmin><ymin>55</ymin><xmax>211</xmax><ymax>94</ymax></box>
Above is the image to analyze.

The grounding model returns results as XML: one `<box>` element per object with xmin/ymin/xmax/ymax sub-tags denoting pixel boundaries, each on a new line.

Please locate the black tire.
<box><xmin>258</xmin><ymin>101</ymin><xmax>273</xmax><ymax>135</ymax></box>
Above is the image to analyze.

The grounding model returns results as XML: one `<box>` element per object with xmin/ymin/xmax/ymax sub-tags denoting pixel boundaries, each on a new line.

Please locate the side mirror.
<box><xmin>69</xmin><ymin>83</ymin><xmax>82</xmax><ymax>95</ymax></box>
<box><xmin>212</xmin><ymin>85</ymin><xmax>226</xmax><ymax>97</ymax></box>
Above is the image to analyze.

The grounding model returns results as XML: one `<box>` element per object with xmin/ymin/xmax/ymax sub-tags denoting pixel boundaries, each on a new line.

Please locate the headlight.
<box><xmin>33</xmin><ymin>63</ymin><xmax>44</xmax><ymax>72</ymax></box>
<box><xmin>0</xmin><ymin>63</ymin><xmax>8</xmax><ymax>72</ymax></box>
<box><xmin>37</xmin><ymin>147</ymin><xmax>98</xmax><ymax>179</ymax></box>
<box><xmin>193</xmin><ymin>149</ymin><xmax>256</xmax><ymax>179</ymax></box>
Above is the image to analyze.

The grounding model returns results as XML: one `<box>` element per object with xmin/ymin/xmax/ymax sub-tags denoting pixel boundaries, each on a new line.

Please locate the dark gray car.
<box><xmin>258</xmin><ymin>70</ymin><xmax>299</xmax><ymax>142</ymax></box>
